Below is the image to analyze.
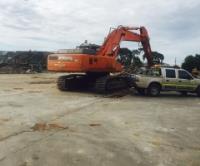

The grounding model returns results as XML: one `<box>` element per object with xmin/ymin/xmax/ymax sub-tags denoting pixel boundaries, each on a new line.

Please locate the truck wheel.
<box><xmin>147</xmin><ymin>83</ymin><xmax>160</xmax><ymax>97</ymax></box>
<box><xmin>137</xmin><ymin>88</ymin><xmax>146</xmax><ymax>95</ymax></box>
<box><xmin>197</xmin><ymin>87</ymin><xmax>200</xmax><ymax>97</ymax></box>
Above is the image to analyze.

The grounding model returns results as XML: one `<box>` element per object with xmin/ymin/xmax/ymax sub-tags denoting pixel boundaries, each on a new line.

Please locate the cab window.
<box><xmin>136</xmin><ymin>68</ymin><xmax>161</xmax><ymax>76</ymax></box>
<box><xmin>146</xmin><ymin>68</ymin><xmax>161</xmax><ymax>76</ymax></box>
<box><xmin>178</xmin><ymin>70</ymin><xmax>193</xmax><ymax>80</ymax></box>
<box><xmin>166</xmin><ymin>69</ymin><xmax>176</xmax><ymax>78</ymax></box>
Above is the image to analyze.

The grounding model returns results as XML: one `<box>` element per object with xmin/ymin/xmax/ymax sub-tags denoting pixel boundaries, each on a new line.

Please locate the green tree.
<box><xmin>182</xmin><ymin>54</ymin><xmax>200</xmax><ymax>73</ymax></box>
<box><xmin>143</xmin><ymin>51</ymin><xmax>164</xmax><ymax>64</ymax></box>
<box><xmin>132</xmin><ymin>56</ymin><xmax>143</xmax><ymax>68</ymax></box>
<box><xmin>118</xmin><ymin>48</ymin><xmax>143</xmax><ymax>69</ymax></box>
<box><xmin>118</xmin><ymin>48</ymin><xmax>132</xmax><ymax>67</ymax></box>
<box><xmin>152</xmin><ymin>51</ymin><xmax>164</xmax><ymax>64</ymax></box>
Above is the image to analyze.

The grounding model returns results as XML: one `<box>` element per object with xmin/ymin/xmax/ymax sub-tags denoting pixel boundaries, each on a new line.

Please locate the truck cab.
<box><xmin>134</xmin><ymin>67</ymin><xmax>200</xmax><ymax>97</ymax></box>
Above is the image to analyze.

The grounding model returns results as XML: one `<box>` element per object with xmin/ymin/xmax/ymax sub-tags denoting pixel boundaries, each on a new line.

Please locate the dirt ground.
<box><xmin>0</xmin><ymin>73</ymin><xmax>200</xmax><ymax>166</ymax></box>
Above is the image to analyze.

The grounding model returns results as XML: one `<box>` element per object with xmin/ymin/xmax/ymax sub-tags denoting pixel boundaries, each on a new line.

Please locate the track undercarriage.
<box><xmin>57</xmin><ymin>72</ymin><xmax>135</xmax><ymax>93</ymax></box>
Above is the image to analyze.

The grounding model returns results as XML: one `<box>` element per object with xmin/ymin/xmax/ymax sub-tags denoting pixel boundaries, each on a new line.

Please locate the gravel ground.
<box><xmin>0</xmin><ymin>73</ymin><xmax>200</xmax><ymax>166</ymax></box>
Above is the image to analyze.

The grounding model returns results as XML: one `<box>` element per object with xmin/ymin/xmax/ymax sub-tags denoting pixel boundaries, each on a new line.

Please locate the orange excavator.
<box><xmin>48</xmin><ymin>25</ymin><xmax>153</xmax><ymax>93</ymax></box>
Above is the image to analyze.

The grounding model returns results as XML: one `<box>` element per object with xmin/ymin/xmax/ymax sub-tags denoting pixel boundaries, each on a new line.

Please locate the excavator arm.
<box><xmin>97</xmin><ymin>26</ymin><xmax>153</xmax><ymax>66</ymax></box>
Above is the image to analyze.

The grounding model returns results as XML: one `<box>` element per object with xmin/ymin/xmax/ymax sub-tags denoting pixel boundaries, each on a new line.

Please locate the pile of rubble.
<box><xmin>0</xmin><ymin>51</ymin><xmax>51</xmax><ymax>74</ymax></box>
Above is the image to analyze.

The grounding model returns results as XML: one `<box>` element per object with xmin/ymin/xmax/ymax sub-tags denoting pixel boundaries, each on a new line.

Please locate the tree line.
<box><xmin>117</xmin><ymin>48</ymin><xmax>165</xmax><ymax>69</ymax></box>
<box><xmin>0</xmin><ymin>49</ymin><xmax>199</xmax><ymax>74</ymax></box>
<box><xmin>0</xmin><ymin>51</ymin><xmax>50</xmax><ymax>73</ymax></box>
<box><xmin>182</xmin><ymin>54</ymin><xmax>200</xmax><ymax>73</ymax></box>
<box><xmin>118</xmin><ymin>48</ymin><xmax>200</xmax><ymax>74</ymax></box>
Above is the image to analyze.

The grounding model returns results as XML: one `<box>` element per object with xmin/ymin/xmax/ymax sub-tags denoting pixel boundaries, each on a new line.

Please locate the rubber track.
<box><xmin>57</xmin><ymin>75</ymin><xmax>85</xmax><ymax>91</ymax></box>
<box><xmin>95</xmin><ymin>76</ymin><xmax>108</xmax><ymax>93</ymax></box>
<box><xmin>95</xmin><ymin>75</ymin><xmax>129</xmax><ymax>94</ymax></box>
<box><xmin>57</xmin><ymin>74</ymin><xmax>133</xmax><ymax>93</ymax></box>
<box><xmin>57</xmin><ymin>75</ymin><xmax>69</xmax><ymax>91</ymax></box>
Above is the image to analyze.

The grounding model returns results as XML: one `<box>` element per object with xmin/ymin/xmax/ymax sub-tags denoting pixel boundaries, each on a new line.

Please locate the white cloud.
<box><xmin>0</xmin><ymin>0</ymin><xmax>200</xmax><ymax>64</ymax></box>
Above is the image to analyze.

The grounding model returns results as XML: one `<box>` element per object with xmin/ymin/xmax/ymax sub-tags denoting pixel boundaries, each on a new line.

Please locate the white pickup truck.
<box><xmin>134</xmin><ymin>67</ymin><xmax>200</xmax><ymax>97</ymax></box>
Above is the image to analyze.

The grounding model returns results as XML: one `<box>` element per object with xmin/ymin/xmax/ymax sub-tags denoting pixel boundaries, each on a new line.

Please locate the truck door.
<box><xmin>177</xmin><ymin>70</ymin><xmax>196</xmax><ymax>91</ymax></box>
<box><xmin>163</xmin><ymin>69</ymin><xmax>177</xmax><ymax>90</ymax></box>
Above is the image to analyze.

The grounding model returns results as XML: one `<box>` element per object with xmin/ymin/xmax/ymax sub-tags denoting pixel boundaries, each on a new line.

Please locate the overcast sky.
<box><xmin>0</xmin><ymin>0</ymin><xmax>200</xmax><ymax>64</ymax></box>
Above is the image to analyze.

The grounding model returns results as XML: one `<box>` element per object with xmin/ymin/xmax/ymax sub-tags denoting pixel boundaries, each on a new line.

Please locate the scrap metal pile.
<box><xmin>0</xmin><ymin>51</ymin><xmax>51</xmax><ymax>73</ymax></box>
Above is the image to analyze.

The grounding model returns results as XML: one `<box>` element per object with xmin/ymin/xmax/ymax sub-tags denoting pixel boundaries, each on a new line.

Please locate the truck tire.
<box><xmin>197</xmin><ymin>87</ymin><xmax>200</xmax><ymax>97</ymax></box>
<box><xmin>147</xmin><ymin>83</ymin><xmax>160</xmax><ymax>97</ymax></box>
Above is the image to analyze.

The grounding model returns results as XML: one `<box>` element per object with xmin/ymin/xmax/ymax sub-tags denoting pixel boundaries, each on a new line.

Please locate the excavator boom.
<box><xmin>97</xmin><ymin>26</ymin><xmax>153</xmax><ymax>66</ymax></box>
